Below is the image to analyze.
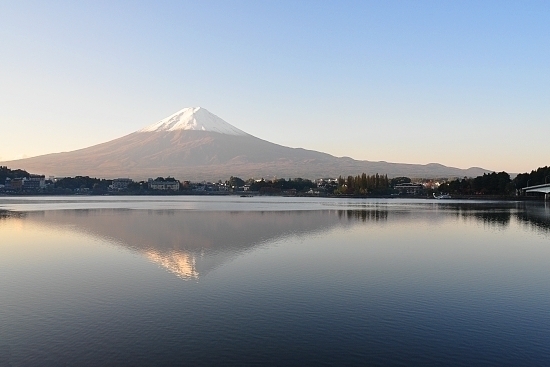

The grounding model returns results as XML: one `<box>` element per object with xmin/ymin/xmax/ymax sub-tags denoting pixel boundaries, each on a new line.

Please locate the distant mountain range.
<box><xmin>1</xmin><ymin>107</ymin><xmax>489</xmax><ymax>180</ymax></box>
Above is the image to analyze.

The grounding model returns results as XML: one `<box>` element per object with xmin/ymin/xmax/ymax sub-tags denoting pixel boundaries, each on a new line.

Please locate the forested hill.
<box><xmin>0</xmin><ymin>166</ymin><xmax>31</xmax><ymax>182</ymax></box>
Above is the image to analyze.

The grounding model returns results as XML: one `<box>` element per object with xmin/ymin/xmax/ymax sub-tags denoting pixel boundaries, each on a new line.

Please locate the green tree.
<box><xmin>228</xmin><ymin>176</ymin><xmax>245</xmax><ymax>188</ymax></box>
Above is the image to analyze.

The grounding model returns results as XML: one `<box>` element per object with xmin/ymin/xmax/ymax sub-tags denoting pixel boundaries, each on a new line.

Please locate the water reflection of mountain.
<box><xmin>12</xmin><ymin>202</ymin><xmax>550</xmax><ymax>279</ymax></box>
<box><xmin>22</xmin><ymin>210</ymin><xmax>360</xmax><ymax>280</ymax></box>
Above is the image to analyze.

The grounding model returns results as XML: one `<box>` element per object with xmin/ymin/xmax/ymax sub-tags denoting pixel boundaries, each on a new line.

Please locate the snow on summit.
<box><xmin>139</xmin><ymin>107</ymin><xmax>248</xmax><ymax>136</ymax></box>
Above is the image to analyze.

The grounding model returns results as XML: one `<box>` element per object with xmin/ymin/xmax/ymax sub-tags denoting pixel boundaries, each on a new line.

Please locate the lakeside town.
<box><xmin>1</xmin><ymin>165</ymin><xmax>548</xmax><ymax>199</ymax></box>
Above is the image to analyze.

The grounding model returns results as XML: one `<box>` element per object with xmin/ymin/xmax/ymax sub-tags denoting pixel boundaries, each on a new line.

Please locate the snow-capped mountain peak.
<box><xmin>139</xmin><ymin>107</ymin><xmax>248</xmax><ymax>136</ymax></box>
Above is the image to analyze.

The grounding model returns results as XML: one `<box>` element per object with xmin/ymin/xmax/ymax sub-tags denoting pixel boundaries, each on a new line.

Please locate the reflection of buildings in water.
<box><xmin>145</xmin><ymin>250</ymin><xmax>199</xmax><ymax>280</ymax></box>
<box><xmin>337</xmin><ymin>209</ymin><xmax>389</xmax><ymax>222</ymax></box>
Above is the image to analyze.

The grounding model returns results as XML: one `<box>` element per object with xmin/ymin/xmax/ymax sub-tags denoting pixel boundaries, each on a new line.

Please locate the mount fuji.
<box><xmin>1</xmin><ymin>107</ymin><xmax>489</xmax><ymax>180</ymax></box>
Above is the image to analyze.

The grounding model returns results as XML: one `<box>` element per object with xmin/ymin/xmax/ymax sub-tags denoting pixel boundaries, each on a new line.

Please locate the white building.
<box><xmin>148</xmin><ymin>178</ymin><xmax>180</xmax><ymax>191</ymax></box>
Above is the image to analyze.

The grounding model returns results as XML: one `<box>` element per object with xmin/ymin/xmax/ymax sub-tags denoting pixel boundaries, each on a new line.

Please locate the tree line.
<box><xmin>2</xmin><ymin>165</ymin><xmax>549</xmax><ymax>197</ymax></box>
<box><xmin>437</xmin><ymin>166</ymin><xmax>549</xmax><ymax>196</ymax></box>
<box><xmin>0</xmin><ymin>166</ymin><xmax>31</xmax><ymax>182</ymax></box>
<box><xmin>228</xmin><ymin>176</ymin><xmax>316</xmax><ymax>194</ymax></box>
<box><xmin>335</xmin><ymin>173</ymin><xmax>390</xmax><ymax>195</ymax></box>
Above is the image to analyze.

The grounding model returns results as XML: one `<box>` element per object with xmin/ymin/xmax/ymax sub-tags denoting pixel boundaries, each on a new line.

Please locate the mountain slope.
<box><xmin>0</xmin><ymin>107</ymin><xmax>489</xmax><ymax>180</ymax></box>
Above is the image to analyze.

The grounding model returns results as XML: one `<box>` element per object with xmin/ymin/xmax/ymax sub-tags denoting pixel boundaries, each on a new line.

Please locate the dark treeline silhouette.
<box><xmin>251</xmin><ymin>178</ymin><xmax>315</xmax><ymax>193</ymax></box>
<box><xmin>438</xmin><ymin>171</ymin><xmax>513</xmax><ymax>196</ymax></box>
<box><xmin>55</xmin><ymin>176</ymin><xmax>112</xmax><ymax>191</ymax></box>
<box><xmin>0</xmin><ymin>166</ymin><xmax>31</xmax><ymax>182</ymax></box>
<box><xmin>514</xmin><ymin>166</ymin><xmax>550</xmax><ymax>188</ymax></box>
<box><xmin>229</xmin><ymin>177</ymin><xmax>316</xmax><ymax>194</ymax></box>
<box><xmin>438</xmin><ymin>166</ymin><xmax>549</xmax><ymax>196</ymax></box>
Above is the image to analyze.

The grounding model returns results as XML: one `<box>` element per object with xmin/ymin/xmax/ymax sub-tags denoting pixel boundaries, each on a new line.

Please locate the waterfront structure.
<box><xmin>148</xmin><ymin>178</ymin><xmax>180</xmax><ymax>191</ymax></box>
<box><xmin>24</xmin><ymin>175</ymin><xmax>46</xmax><ymax>190</ymax></box>
<box><xmin>394</xmin><ymin>183</ymin><xmax>424</xmax><ymax>195</ymax></box>
<box><xmin>110</xmin><ymin>178</ymin><xmax>133</xmax><ymax>191</ymax></box>
<box><xmin>4</xmin><ymin>175</ymin><xmax>45</xmax><ymax>191</ymax></box>
<box><xmin>522</xmin><ymin>183</ymin><xmax>550</xmax><ymax>200</ymax></box>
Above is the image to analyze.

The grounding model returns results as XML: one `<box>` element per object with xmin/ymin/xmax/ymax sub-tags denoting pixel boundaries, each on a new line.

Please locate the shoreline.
<box><xmin>0</xmin><ymin>192</ymin><xmax>546</xmax><ymax>201</ymax></box>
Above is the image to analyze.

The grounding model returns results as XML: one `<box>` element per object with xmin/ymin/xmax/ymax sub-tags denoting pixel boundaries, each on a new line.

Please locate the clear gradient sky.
<box><xmin>1</xmin><ymin>1</ymin><xmax>548</xmax><ymax>173</ymax></box>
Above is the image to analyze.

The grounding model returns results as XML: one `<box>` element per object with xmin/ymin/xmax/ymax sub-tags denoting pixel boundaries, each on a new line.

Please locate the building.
<box><xmin>315</xmin><ymin>178</ymin><xmax>337</xmax><ymax>186</ymax></box>
<box><xmin>306</xmin><ymin>187</ymin><xmax>326</xmax><ymax>196</ymax></box>
<box><xmin>23</xmin><ymin>175</ymin><xmax>46</xmax><ymax>191</ymax></box>
<box><xmin>110</xmin><ymin>178</ymin><xmax>133</xmax><ymax>191</ymax></box>
<box><xmin>394</xmin><ymin>183</ymin><xmax>424</xmax><ymax>195</ymax></box>
<box><xmin>5</xmin><ymin>178</ymin><xmax>23</xmax><ymax>191</ymax></box>
<box><xmin>148</xmin><ymin>178</ymin><xmax>180</xmax><ymax>191</ymax></box>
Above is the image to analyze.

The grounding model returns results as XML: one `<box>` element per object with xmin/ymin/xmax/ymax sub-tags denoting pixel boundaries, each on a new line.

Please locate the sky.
<box><xmin>0</xmin><ymin>0</ymin><xmax>548</xmax><ymax>173</ymax></box>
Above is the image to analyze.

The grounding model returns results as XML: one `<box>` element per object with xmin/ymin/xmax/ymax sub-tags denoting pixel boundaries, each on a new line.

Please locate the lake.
<box><xmin>1</xmin><ymin>196</ymin><xmax>550</xmax><ymax>366</ymax></box>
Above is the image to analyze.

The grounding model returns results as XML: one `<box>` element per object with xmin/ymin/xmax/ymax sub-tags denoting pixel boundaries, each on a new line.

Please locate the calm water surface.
<box><xmin>1</xmin><ymin>196</ymin><xmax>549</xmax><ymax>366</ymax></box>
